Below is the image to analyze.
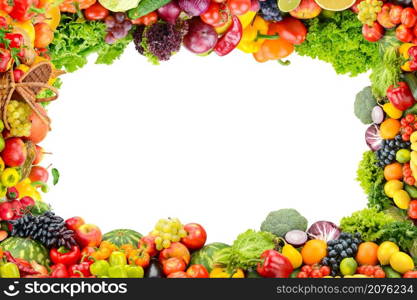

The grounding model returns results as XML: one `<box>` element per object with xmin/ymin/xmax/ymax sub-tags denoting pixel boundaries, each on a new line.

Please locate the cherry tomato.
<box><xmin>406</xmin><ymin>114</ymin><xmax>416</xmax><ymax>123</ymax></box>
<box><xmin>362</xmin><ymin>22</ymin><xmax>384</xmax><ymax>42</ymax></box>
<box><xmin>401</xmin><ymin>7</ymin><xmax>417</xmax><ymax>28</ymax></box>
<box><xmin>34</xmin><ymin>23</ymin><xmax>54</xmax><ymax>49</ymax></box>
<box><xmin>396</xmin><ymin>24</ymin><xmax>414</xmax><ymax>43</ymax></box>
<box><xmin>131</xmin><ymin>11</ymin><xmax>158</xmax><ymax>26</ymax></box>
<box><xmin>162</xmin><ymin>257</ymin><xmax>187</xmax><ymax>276</ymax></box>
<box><xmin>296</xmin><ymin>271</ymin><xmax>308</xmax><ymax>278</ymax></box>
<box><xmin>84</xmin><ymin>2</ymin><xmax>109</xmax><ymax>21</ymax></box>
<box><xmin>374</xmin><ymin>269</ymin><xmax>385</xmax><ymax>278</ymax></box>
<box><xmin>319</xmin><ymin>266</ymin><xmax>331</xmax><ymax>276</ymax></box>
<box><xmin>181</xmin><ymin>223</ymin><xmax>207</xmax><ymax>250</ymax></box>
<box><xmin>390</xmin><ymin>5</ymin><xmax>403</xmax><ymax>25</ymax></box>
<box><xmin>310</xmin><ymin>269</ymin><xmax>323</xmax><ymax>278</ymax></box>
<box><xmin>167</xmin><ymin>271</ymin><xmax>189</xmax><ymax>278</ymax></box>
<box><xmin>301</xmin><ymin>265</ymin><xmax>313</xmax><ymax>275</ymax></box>
<box><xmin>408</xmin><ymin>200</ymin><xmax>417</xmax><ymax>219</ymax></box>
<box><xmin>201</xmin><ymin>2</ymin><xmax>230</xmax><ymax>27</ymax></box>
<box><xmin>403</xmin><ymin>270</ymin><xmax>417</xmax><ymax>278</ymax></box>
<box><xmin>186</xmin><ymin>264</ymin><xmax>209</xmax><ymax>278</ymax></box>
<box><xmin>363</xmin><ymin>265</ymin><xmax>375</xmax><ymax>276</ymax></box>
<box><xmin>227</xmin><ymin>0</ymin><xmax>251</xmax><ymax>16</ymax></box>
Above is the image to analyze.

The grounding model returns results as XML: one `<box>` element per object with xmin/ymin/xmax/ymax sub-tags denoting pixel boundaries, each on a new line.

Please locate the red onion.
<box><xmin>365</xmin><ymin>124</ymin><xmax>382</xmax><ymax>151</ymax></box>
<box><xmin>157</xmin><ymin>1</ymin><xmax>181</xmax><ymax>24</ymax></box>
<box><xmin>178</xmin><ymin>0</ymin><xmax>210</xmax><ymax>16</ymax></box>
<box><xmin>371</xmin><ymin>106</ymin><xmax>384</xmax><ymax>124</ymax></box>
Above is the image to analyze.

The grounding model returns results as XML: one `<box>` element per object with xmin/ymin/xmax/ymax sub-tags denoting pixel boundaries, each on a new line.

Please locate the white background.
<box><xmin>41</xmin><ymin>44</ymin><xmax>369</xmax><ymax>244</ymax></box>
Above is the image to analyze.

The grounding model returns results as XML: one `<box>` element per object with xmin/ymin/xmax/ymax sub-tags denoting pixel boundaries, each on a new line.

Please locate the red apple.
<box><xmin>289</xmin><ymin>0</ymin><xmax>321</xmax><ymax>19</ymax></box>
<box><xmin>65</xmin><ymin>216</ymin><xmax>85</xmax><ymax>232</ymax></box>
<box><xmin>75</xmin><ymin>224</ymin><xmax>102</xmax><ymax>248</ymax></box>
<box><xmin>9</xmin><ymin>199</ymin><xmax>22</xmax><ymax>216</ymax></box>
<box><xmin>2</xmin><ymin>137</ymin><xmax>27</xmax><ymax>167</ymax></box>
<box><xmin>159</xmin><ymin>242</ymin><xmax>190</xmax><ymax>265</ymax></box>
<box><xmin>29</xmin><ymin>166</ymin><xmax>49</xmax><ymax>184</ymax></box>
<box><xmin>28</xmin><ymin>104</ymin><xmax>49</xmax><ymax>144</ymax></box>
<box><xmin>20</xmin><ymin>196</ymin><xmax>35</xmax><ymax>208</ymax></box>
<box><xmin>138</xmin><ymin>235</ymin><xmax>158</xmax><ymax>257</ymax></box>
<box><xmin>377</xmin><ymin>3</ymin><xmax>395</xmax><ymax>29</ymax></box>
<box><xmin>181</xmin><ymin>223</ymin><xmax>207</xmax><ymax>250</ymax></box>
<box><xmin>33</xmin><ymin>145</ymin><xmax>44</xmax><ymax>165</ymax></box>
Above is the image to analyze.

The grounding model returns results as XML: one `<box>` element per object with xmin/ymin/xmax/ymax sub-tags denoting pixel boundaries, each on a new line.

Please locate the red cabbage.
<box><xmin>178</xmin><ymin>0</ymin><xmax>210</xmax><ymax>16</ymax></box>
<box><xmin>307</xmin><ymin>221</ymin><xmax>341</xmax><ymax>242</ymax></box>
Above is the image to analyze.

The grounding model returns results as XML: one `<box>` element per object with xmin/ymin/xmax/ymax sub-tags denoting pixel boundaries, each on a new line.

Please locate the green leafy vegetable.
<box><xmin>368</xmin><ymin>181</ymin><xmax>394</xmax><ymax>211</ymax></box>
<box><xmin>354</xmin><ymin>86</ymin><xmax>377</xmax><ymax>124</ymax></box>
<box><xmin>357</xmin><ymin>151</ymin><xmax>384</xmax><ymax>195</ymax></box>
<box><xmin>380</xmin><ymin>221</ymin><xmax>417</xmax><ymax>252</ymax></box>
<box><xmin>215</xmin><ymin>230</ymin><xmax>276</xmax><ymax>271</ymax></box>
<box><xmin>295</xmin><ymin>10</ymin><xmax>379</xmax><ymax>77</ymax></box>
<box><xmin>260</xmin><ymin>208</ymin><xmax>308</xmax><ymax>237</ymax></box>
<box><xmin>52</xmin><ymin>168</ymin><xmax>60</xmax><ymax>185</ymax></box>
<box><xmin>369</xmin><ymin>31</ymin><xmax>402</xmax><ymax>100</ymax></box>
<box><xmin>38</xmin><ymin>78</ymin><xmax>63</xmax><ymax>107</ymax></box>
<box><xmin>128</xmin><ymin>0</ymin><xmax>170</xmax><ymax>19</ymax></box>
<box><xmin>340</xmin><ymin>208</ymin><xmax>394</xmax><ymax>242</ymax></box>
<box><xmin>49</xmin><ymin>15</ymin><xmax>131</xmax><ymax>72</ymax></box>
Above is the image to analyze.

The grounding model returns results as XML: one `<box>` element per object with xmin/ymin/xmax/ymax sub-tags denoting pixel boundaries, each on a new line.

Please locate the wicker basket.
<box><xmin>0</xmin><ymin>61</ymin><xmax>61</xmax><ymax>131</ymax></box>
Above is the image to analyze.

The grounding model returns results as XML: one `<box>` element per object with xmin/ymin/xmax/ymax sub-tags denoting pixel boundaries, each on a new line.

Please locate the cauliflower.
<box><xmin>354</xmin><ymin>86</ymin><xmax>377</xmax><ymax>124</ymax></box>
<box><xmin>260</xmin><ymin>209</ymin><xmax>308</xmax><ymax>237</ymax></box>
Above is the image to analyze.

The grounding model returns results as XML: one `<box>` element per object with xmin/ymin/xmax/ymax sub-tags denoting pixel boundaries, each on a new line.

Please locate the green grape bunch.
<box><xmin>151</xmin><ymin>218</ymin><xmax>188</xmax><ymax>251</ymax></box>
<box><xmin>6</xmin><ymin>100</ymin><xmax>32</xmax><ymax>137</ymax></box>
<box><xmin>357</xmin><ymin>0</ymin><xmax>383</xmax><ymax>26</ymax></box>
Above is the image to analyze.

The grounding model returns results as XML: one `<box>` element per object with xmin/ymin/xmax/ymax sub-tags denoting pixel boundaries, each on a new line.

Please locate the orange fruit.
<box><xmin>384</xmin><ymin>162</ymin><xmax>403</xmax><ymax>181</ymax></box>
<box><xmin>356</xmin><ymin>242</ymin><xmax>379</xmax><ymax>265</ymax></box>
<box><xmin>380</xmin><ymin>118</ymin><xmax>401</xmax><ymax>139</ymax></box>
<box><xmin>301</xmin><ymin>239</ymin><xmax>327</xmax><ymax>265</ymax></box>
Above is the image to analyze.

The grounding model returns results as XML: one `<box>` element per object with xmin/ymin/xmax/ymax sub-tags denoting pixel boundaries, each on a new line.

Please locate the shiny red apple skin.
<box><xmin>2</xmin><ymin>137</ymin><xmax>27</xmax><ymax>167</ymax></box>
<box><xmin>65</xmin><ymin>216</ymin><xmax>85</xmax><ymax>232</ymax></box>
<box><xmin>75</xmin><ymin>224</ymin><xmax>102</xmax><ymax>248</ymax></box>
<box><xmin>181</xmin><ymin>223</ymin><xmax>207</xmax><ymax>250</ymax></box>
<box><xmin>29</xmin><ymin>166</ymin><xmax>49</xmax><ymax>183</ymax></box>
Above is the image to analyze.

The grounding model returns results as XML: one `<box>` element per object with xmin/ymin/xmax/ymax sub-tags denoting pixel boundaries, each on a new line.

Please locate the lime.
<box><xmin>340</xmin><ymin>257</ymin><xmax>358</xmax><ymax>276</ymax></box>
<box><xmin>396</xmin><ymin>149</ymin><xmax>411</xmax><ymax>163</ymax></box>
<box><xmin>314</xmin><ymin>0</ymin><xmax>356</xmax><ymax>11</ymax></box>
<box><xmin>278</xmin><ymin>0</ymin><xmax>301</xmax><ymax>12</ymax></box>
<box><xmin>98</xmin><ymin>0</ymin><xmax>140</xmax><ymax>12</ymax></box>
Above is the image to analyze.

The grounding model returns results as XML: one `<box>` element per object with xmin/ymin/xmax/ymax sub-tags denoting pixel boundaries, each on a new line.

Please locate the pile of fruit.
<box><xmin>0</xmin><ymin>0</ymin><xmax>416</xmax><ymax>279</ymax></box>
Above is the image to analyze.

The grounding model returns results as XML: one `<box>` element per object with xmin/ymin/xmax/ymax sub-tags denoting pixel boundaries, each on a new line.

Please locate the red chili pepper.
<box><xmin>50</xmin><ymin>263</ymin><xmax>69</xmax><ymax>278</ymax></box>
<box><xmin>387</xmin><ymin>82</ymin><xmax>416</xmax><ymax>111</ymax></box>
<box><xmin>68</xmin><ymin>262</ymin><xmax>92</xmax><ymax>278</ymax></box>
<box><xmin>256</xmin><ymin>249</ymin><xmax>293</xmax><ymax>278</ymax></box>
<box><xmin>50</xmin><ymin>246</ymin><xmax>81</xmax><ymax>266</ymax></box>
<box><xmin>3</xmin><ymin>252</ymin><xmax>39</xmax><ymax>276</ymax></box>
<box><xmin>214</xmin><ymin>15</ymin><xmax>243</xmax><ymax>56</ymax></box>
<box><xmin>10</xmin><ymin>0</ymin><xmax>41</xmax><ymax>22</ymax></box>
<box><xmin>0</xmin><ymin>48</ymin><xmax>12</xmax><ymax>73</ymax></box>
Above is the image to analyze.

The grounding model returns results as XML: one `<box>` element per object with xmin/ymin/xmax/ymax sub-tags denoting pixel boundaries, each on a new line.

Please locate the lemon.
<box><xmin>278</xmin><ymin>0</ymin><xmax>302</xmax><ymax>12</ymax></box>
<box><xmin>390</xmin><ymin>252</ymin><xmax>415</xmax><ymax>274</ymax></box>
<box><xmin>314</xmin><ymin>0</ymin><xmax>356</xmax><ymax>11</ymax></box>
<box><xmin>393</xmin><ymin>190</ymin><xmax>410</xmax><ymax>209</ymax></box>
<box><xmin>384</xmin><ymin>180</ymin><xmax>403</xmax><ymax>198</ymax></box>
<box><xmin>377</xmin><ymin>241</ymin><xmax>399</xmax><ymax>265</ymax></box>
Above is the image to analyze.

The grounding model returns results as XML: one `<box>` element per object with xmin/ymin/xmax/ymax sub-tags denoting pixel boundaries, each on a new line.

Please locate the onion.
<box><xmin>371</xmin><ymin>106</ymin><xmax>384</xmax><ymax>124</ymax></box>
<box><xmin>307</xmin><ymin>221</ymin><xmax>341</xmax><ymax>242</ymax></box>
<box><xmin>284</xmin><ymin>230</ymin><xmax>308</xmax><ymax>247</ymax></box>
<box><xmin>365</xmin><ymin>124</ymin><xmax>382</xmax><ymax>151</ymax></box>
<box><xmin>157</xmin><ymin>1</ymin><xmax>181</xmax><ymax>24</ymax></box>
<box><xmin>183</xmin><ymin>18</ymin><xmax>218</xmax><ymax>54</ymax></box>
<box><xmin>178</xmin><ymin>0</ymin><xmax>210</xmax><ymax>16</ymax></box>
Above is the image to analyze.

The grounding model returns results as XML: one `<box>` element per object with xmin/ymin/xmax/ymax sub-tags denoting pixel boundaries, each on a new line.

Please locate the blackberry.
<box><xmin>9</xmin><ymin>211</ymin><xmax>77</xmax><ymax>249</ymax></box>
<box><xmin>321</xmin><ymin>232</ymin><xmax>363</xmax><ymax>276</ymax></box>
<box><xmin>375</xmin><ymin>135</ymin><xmax>410</xmax><ymax>167</ymax></box>
<box><xmin>259</xmin><ymin>0</ymin><xmax>283</xmax><ymax>22</ymax></box>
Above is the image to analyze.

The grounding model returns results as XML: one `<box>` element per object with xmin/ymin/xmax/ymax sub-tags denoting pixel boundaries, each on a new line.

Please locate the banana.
<box><xmin>411</xmin><ymin>151</ymin><xmax>417</xmax><ymax>164</ymax></box>
<box><xmin>410</xmin><ymin>159</ymin><xmax>417</xmax><ymax>180</ymax></box>
<box><xmin>412</xmin><ymin>144</ymin><xmax>417</xmax><ymax>152</ymax></box>
<box><xmin>410</xmin><ymin>131</ymin><xmax>417</xmax><ymax>144</ymax></box>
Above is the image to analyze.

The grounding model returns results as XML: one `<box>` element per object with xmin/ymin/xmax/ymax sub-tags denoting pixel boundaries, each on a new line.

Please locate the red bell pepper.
<box><xmin>68</xmin><ymin>262</ymin><xmax>92</xmax><ymax>278</ymax></box>
<box><xmin>0</xmin><ymin>48</ymin><xmax>12</xmax><ymax>73</ymax></box>
<box><xmin>9</xmin><ymin>0</ymin><xmax>41</xmax><ymax>22</ymax></box>
<box><xmin>0</xmin><ymin>0</ymin><xmax>13</xmax><ymax>13</ymax></box>
<box><xmin>257</xmin><ymin>249</ymin><xmax>293</xmax><ymax>278</ymax></box>
<box><xmin>214</xmin><ymin>16</ymin><xmax>243</xmax><ymax>56</ymax></box>
<box><xmin>387</xmin><ymin>82</ymin><xmax>416</xmax><ymax>111</ymax></box>
<box><xmin>80</xmin><ymin>246</ymin><xmax>96</xmax><ymax>263</ymax></box>
<box><xmin>50</xmin><ymin>263</ymin><xmax>69</xmax><ymax>278</ymax></box>
<box><xmin>50</xmin><ymin>246</ymin><xmax>81</xmax><ymax>266</ymax></box>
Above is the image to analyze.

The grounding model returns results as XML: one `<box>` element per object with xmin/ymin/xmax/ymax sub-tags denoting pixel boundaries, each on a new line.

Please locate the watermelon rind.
<box><xmin>103</xmin><ymin>229</ymin><xmax>142</xmax><ymax>247</ymax></box>
<box><xmin>1</xmin><ymin>237</ymin><xmax>50</xmax><ymax>266</ymax></box>
<box><xmin>190</xmin><ymin>242</ymin><xmax>230</xmax><ymax>273</ymax></box>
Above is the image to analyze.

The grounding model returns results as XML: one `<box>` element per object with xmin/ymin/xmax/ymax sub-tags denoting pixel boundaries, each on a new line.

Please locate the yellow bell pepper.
<box><xmin>209</xmin><ymin>267</ymin><xmax>245</xmax><ymax>278</ymax></box>
<box><xmin>399</xmin><ymin>43</ymin><xmax>416</xmax><ymax>72</ymax></box>
<box><xmin>15</xmin><ymin>178</ymin><xmax>42</xmax><ymax>201</ymax></box>
<box><xmin>238</xmin><ymin>10</ymin><xmax>257</xmax><ymax>29</ymax></box>
<box><xmin>237</xmin><ymin>16</ymin><xmax>269</xmax><ymax>54</ymax></box>
<box><xmin>1</xmin><ymin>168</ymin><xmax>20</xmax><ymax>188</ymax></box>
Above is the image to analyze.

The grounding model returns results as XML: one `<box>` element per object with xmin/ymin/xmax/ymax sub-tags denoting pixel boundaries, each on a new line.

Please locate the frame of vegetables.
<box><xmin>0</xmin><ymin>0</ymin><xmax>415</xmax><ymax>280</ymax></box>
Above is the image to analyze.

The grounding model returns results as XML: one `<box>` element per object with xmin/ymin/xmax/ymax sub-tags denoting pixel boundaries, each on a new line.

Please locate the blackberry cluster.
<box><xmin>375</xmin><ymin>135</ymin><xmax>410</xmax><ymax>167</ymax></box>
<box><xmin>259</xmin><ymin>0</ymin><xmax>283</xmax><ymax>22</ymax></box>
<box><xmin>9</xmin><ymin>211</ymin><xmax>77</xmax><ymax>249</ymax></box>
<box><xmin>322</xmin><ymin>232</ymin><xmax>363</xmax><ymax>276</ymax></box>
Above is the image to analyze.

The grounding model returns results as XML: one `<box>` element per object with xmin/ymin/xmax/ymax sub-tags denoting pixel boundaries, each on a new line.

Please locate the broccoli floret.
<box><xmin>354</xmin><ymin>86</ymin><xmax>377</xmax><ymax>124</ymax></box>
<box><xmin>133</xmin><ymin>21</ymin><xmax>188</xmax><ymax>64</ymax></box>
<box><xmin>260</xmin><ymin>209</ymin><xmax>308</xmax><ymax>237</ymax></box>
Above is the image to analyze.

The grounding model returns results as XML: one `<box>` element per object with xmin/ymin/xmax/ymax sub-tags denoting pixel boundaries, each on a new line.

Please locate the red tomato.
<box><xmin>396</xmin><ymin>24</ymin><xmax>414</xmax><ymax>42</ymax></box>
<box><xmin>403</xmin><ymin>271</ymin><xmax>417</xmax><ymax>278</ymax></box>
<box><xmin>162</xmin><ymin>257</ymin><xmax>187</xmax><ymax>276</ymax></box>
<box><xmin>227</xmin><ymin>0</ymin><xmax>251</xmax><ymax>16</ymax></box>
<box><xmin>390</xmin><ymin>5</ymin><xmax>403</xmax><ymax>25</ymax></box>
<box><xmin>84</xmin><ymin>2</ymin><xmax>109</xmax><ymax>21</ymax></box>
<box><xmin>319</xmin><ymin>266</ymin><xmax>331</xmax><ymax>276</ymax></box>
<box><xmin>167</xmin><ymin>271</ymin><xmax>189</xmax><ymax>278</ymax></box>
<box><xmin>374</xmin><ymin>269</ymin><xmax>385</xmax><ymax>278</ymax></box>
<box><xmin>310</xmin><ymin>269</ymin><xmax>323</xmax><ymax>278</ymax></box>
<box><xmin>296</xmin><ymin>271</ymin><xmax>308</xmax><ymax>278</ymax></box>
<box><xmin>408</xmin><ymin>200</ymin><xmax>417</xmax><ymax>219</ymax></box>
<box><xmin>362</xmin><ymin>22</ymin><xmax>384</xmax><ymax>42</ymax></box>
<box><xmin>186</xmin><ymin>264</ymin><xmax>209</xmax><ymax>278</ymax></box>
<box><xmin>402</xmin><ymin>7</ymin><xmax>417</xmax><ymax>28</ymax></box>
<box><xmin>200</xmin><ymin>2</ymin><xmax>230</xmax><ymax>27</ymax></box>
<box><xmin>301</xmin><ymin>265</ymin><xmax>313</xmax><ymax>275</ymax></box>
<box><xmin>180</xmin><ymin>223</ymin><xmax>207</xmax><ymax>250</ymax></box>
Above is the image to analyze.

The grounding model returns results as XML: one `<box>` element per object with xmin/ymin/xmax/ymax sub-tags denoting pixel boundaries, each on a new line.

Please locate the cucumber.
<box><xmin>403</xmin><ymin>72</ymin><xmax>417</xmax><ymax>100</ymax></box>
<box><xmin>383</xmin><ymin>266</ymin><xmax>402</xmax><ymax>278</ymax></box>
<box><xmin>405</xmin><ymin>184</ymin><xmax>417</xmax><ymax>199</ymax></box>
